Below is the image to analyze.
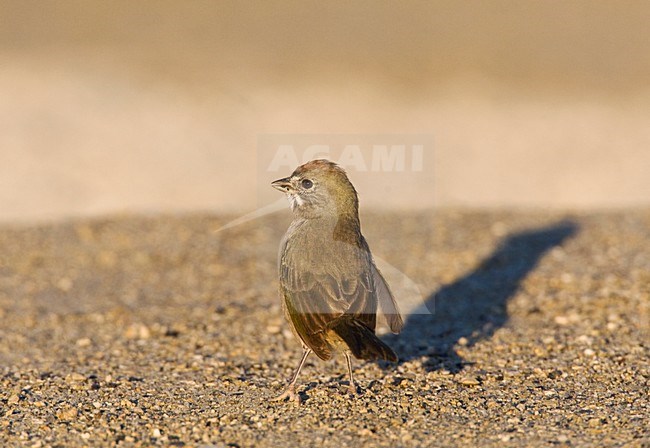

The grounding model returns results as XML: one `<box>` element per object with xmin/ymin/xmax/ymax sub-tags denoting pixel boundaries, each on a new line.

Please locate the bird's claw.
<box><xmin>272</xmin><ymin>384</ymin><xmax>301</xmax><ymax>404</ymax></box>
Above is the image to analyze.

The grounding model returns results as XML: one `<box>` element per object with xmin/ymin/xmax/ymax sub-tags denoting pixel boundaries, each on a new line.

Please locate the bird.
<box><xmin>271</xmin><ymin>159</ymin><xmax>403</xmax><ymax>403</ymax></box>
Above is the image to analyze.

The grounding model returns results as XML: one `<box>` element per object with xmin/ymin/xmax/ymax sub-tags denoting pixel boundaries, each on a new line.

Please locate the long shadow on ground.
<box><xmin>383</xmin><ymin>220</ymin><xmax>578</xmax><ymax>373</ymax></box>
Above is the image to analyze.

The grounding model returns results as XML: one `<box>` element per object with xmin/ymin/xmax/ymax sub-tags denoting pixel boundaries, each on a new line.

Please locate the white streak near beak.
<box><xmin>289</xmin><ymin>194</ymin><xmax>304</xmax><ymax>211</ymax></box>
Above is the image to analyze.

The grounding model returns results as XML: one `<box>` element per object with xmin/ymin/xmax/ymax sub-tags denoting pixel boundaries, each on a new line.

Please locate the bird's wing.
<box><xmin>280</xmin><ymin>236</ymin><xmax>376</xmax><ymax>360</ymax></box>
<box><xmin>371</xmin><ymin>262</ymin><xmax>404</xmax><ymax>334</ymax></box>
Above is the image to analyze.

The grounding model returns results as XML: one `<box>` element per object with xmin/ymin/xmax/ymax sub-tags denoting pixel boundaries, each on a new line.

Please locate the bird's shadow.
<box><xmin>383</xmin><ymin>220</ymin><xmax>579</xmax><ymax>373</ymax></box>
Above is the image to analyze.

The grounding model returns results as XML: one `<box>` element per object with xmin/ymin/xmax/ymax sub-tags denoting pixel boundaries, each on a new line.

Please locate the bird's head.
<box><xmin>271</xmin><ymin>159</ymin><xmax>359</xmax><ymax>219</ymax></box>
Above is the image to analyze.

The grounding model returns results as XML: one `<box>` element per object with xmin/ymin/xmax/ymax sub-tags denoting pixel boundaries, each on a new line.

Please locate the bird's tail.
<box><xmin>332</xmin><ymin>318</ymin><xmax>398</xmax><ymax>362</ymax></box>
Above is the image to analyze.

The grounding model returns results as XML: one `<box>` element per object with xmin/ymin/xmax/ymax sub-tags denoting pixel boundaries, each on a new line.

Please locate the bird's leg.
<box><xmin>273</xmin><ymin>348</ymin><xmax>311</xmax><ymax>404</ymax></box>
<box><xmin>345</xmin><ymin>353</ymin><xmax>357</xmax><ymax>395</ymax></box>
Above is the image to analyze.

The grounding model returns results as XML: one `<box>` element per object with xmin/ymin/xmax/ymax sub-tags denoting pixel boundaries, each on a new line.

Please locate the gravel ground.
<box><xmin>0</xmin><ymin>210</ymin><xmax>648</xmax><ymax>447</ymax></box>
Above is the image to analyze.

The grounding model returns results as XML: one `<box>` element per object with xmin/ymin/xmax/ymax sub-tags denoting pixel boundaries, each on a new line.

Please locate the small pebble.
<box><xmin>458</xmin><ymin>377</ymin><xmax>481</xmax><ymax>386</ymax></box>
<box><xmin>56</xmin><ymin>406</ymin><xmax>78</xmax><ymax>421</ymax></box>
<box><xmin>75</xmin><ymin>337</ymin><xmax>92</xmax><ymax>347</ymax></box>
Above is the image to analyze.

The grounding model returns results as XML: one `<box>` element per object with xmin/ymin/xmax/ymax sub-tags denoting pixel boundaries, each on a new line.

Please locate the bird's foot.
<box><xmin>347</xmin><ymin>382</ymin><xmax>358</xmax><ymax>396</ymax></box>
<box><xmin>272</xmin><ymin>384</ymin><xmax>301</xmax><ymax>404</ymax></box>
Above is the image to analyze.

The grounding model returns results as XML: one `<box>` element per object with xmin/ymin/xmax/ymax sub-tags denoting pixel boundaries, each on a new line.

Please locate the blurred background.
<box><xmin>1</xmin><ymin>0</ymin><xmax>649</xmax><ymax>222</ymax></box>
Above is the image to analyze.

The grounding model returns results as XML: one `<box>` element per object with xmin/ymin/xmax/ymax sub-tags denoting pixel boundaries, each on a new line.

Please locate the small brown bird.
<box><xmin>271</xmin><ymin>159</ymin><xmax>403</xmax><ymax>403</ymax></box>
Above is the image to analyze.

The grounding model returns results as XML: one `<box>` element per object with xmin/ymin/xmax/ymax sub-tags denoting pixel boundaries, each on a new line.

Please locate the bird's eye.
<box><xmin>301</xmin><ymin>179</ymin><xmax>313</xmax><ymax>189</ymax></box>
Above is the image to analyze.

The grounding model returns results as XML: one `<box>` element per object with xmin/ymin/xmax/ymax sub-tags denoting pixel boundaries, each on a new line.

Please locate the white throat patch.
<box><xmin>288</xmin><ymin>194</ymin><xmax>304</xmax><ymax>211</ymax></box>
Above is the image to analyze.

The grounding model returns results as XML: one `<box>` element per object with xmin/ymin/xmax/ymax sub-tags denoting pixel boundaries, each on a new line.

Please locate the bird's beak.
<box><xmin>271</xmin><ymin>177</ymin><xmax>293</xmax><ymax>193</ymax></box>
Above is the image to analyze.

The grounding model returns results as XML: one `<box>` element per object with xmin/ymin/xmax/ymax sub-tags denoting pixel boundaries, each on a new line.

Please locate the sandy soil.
<box><xmin>0</xmin><ymin>209</ymin><xmax>648</xmax><ymax>446</ymax></box>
